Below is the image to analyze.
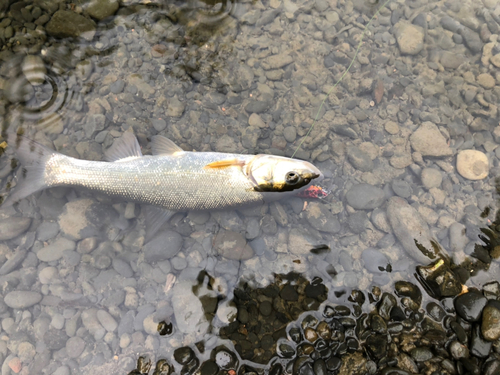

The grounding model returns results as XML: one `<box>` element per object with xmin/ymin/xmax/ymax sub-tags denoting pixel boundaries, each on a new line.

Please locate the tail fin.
<box><xmin>2</xmin><ymin>136</ymin><xmax>56</xmax><ymax>207</ymax></box>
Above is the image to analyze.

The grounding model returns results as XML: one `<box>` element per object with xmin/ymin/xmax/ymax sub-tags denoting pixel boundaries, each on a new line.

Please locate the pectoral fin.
<box><xmin>204</xmin><ymin>159</ymin><xmax>245</xmax><ymax>169</ymax></box>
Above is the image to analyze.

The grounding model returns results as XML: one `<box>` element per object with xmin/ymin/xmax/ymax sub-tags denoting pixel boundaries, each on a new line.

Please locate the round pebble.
<box><xmin>66</xmin><ymin>336</ymin><xmax>85</xmax><ymax>358</ymax></box>
<box><xmin>421</xmin><ymin>168</ymin><xmax>442</xmax><ymax>189</ymax></box>
<box><xmin>4</xmin><ymin>291</ymin><xmax>42</xmax><ymax>309</ymax></box>
<box><xmin>456</xmin><ymin>150</ymin><xmax>489</xmax><ymax>180</ymax></box>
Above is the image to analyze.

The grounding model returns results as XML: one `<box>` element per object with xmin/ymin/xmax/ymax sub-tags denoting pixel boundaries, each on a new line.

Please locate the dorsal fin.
<box><xmin>105</xmin><ymin>132</ymin><xmax>143</xmax><ymax>162</ymax></box>
<box><xmin>151</xmin><ymin>135</ymin><xmax>184</xmax><ymax>156</ymax></box>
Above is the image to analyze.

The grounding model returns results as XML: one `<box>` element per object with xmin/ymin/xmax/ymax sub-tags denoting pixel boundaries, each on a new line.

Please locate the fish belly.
<box><xmin>44</xmin><ymin>153</ymin><xmax>264</xmax><ymax>211</ymax></box>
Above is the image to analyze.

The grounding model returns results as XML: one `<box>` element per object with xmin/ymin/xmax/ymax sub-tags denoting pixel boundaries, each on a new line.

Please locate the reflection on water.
<box><xmin>1</xmin><ymin>0</ymin><xmax>500</xmax><ymax>373</ymax></box>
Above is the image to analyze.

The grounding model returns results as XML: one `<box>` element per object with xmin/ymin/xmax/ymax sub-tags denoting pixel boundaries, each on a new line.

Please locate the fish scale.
<box><xmin>44</xmin><ymin>152</ymin><xmax>263</xmax><ymax>211</ymax></box>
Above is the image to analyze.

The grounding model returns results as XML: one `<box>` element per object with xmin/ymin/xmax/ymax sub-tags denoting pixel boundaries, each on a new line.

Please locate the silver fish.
<box><xmin>3</xmin><ymin>133</ymin><xmax>324</xmax><ymax>237</ymax></box>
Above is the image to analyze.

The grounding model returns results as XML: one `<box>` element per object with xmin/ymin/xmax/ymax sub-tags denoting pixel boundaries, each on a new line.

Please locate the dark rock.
<box><xmin>174</xmin><ymin>347</ymin><xmax>195</xmax><ymax>365</ymax></box>
<box><xmin>470</xmin><ymin>324</ymin><xmax>492</xmax><ymax>358</ymax></box>
<box><xmin>395</xmin><ymin>281</ymin><xmax>422</xmax><ymax>308</ymax></box>
<box><xmin>365</xmin><ymin>334</ymin><xmax>387</xmax><ymax>359</ymax></box>
<box><xmin>426</xmin><ymin>302</ymin><xmax>446</xmax><ymax>322</ymax></box>
<box><xmin>416</xmin><ymin>259</ymin><xmax>462</xmax><ymax>299</ymax></box>
<box><xmin>454</xmin><ymin>292</ymin><xmax>488</xmax><ymax>322</ymax></box>
<box><xmin>45</xmin><ymin>10</ymin><xmax>96</xmax><ymax>41</ymax></box>
<box><xmin>377</xmin><ymin>293</ymin><xmax>397</xmax><ymax>320</ymax></box>
<box><xmin>280</xmin><ymin>284</ymin><xmax>298</xmax><ymax>301</ymax></box>
<box><xmin>410</xmin><ymin>347</ymin><xmax>433</xmax><ymax>362</ymax></box>
<box><xmin>481</xmin><ymin>301</ymin><xmax>500</xmax><ymax>341</ymax></box>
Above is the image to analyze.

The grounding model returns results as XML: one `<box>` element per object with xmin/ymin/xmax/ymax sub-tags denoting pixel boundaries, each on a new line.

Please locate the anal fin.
<box><xmin>142</xmin><ymin>205</ymin><xmax>175</xmax><ymax>243</ymax></box>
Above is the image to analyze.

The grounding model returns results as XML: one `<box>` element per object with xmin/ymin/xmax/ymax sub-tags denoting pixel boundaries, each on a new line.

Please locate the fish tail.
<box><xmin>2</xmin><ymin>136</ymin><xmax>57</xmax><ymax>207</ymax></box>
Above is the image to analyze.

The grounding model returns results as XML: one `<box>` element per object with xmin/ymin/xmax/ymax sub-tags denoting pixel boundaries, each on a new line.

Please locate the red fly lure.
<box><xmin>297</xmin><ymin>185</ymin><xmax>330</xmax><ymax>199</ymax></box>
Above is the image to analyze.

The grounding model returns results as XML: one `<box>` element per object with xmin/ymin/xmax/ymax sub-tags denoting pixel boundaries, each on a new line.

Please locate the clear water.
<box><xmin>0</xmin><ymin>0</ymin><xmax>499</xmax><ymax>373</ymax></box>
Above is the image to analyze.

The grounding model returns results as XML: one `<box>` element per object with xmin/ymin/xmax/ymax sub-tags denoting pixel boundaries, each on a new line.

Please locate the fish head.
<box><xmin>246</xmin><ymin>155</ymin><xmax>323</xmax><ymax>194</ymax></box>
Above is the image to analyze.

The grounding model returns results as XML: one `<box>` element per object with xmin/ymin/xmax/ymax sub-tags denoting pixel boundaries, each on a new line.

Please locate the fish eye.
<box><xmin>285</xmin><ymin>171</ymin><xmax>300</xmax><ymax>185</ymax></box>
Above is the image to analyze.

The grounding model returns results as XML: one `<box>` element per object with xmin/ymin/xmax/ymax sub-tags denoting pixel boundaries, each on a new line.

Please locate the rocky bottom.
<box><xmin>126</xmin><ymin>271</ymin><xmax>500</xmax><ymax>375</ymax></box>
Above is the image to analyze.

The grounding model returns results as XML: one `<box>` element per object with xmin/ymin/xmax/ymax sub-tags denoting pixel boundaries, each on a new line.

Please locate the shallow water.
<box><xmin>0</xmin><ymin>0</ymin><xmax>499</xmax><ymax>373</ymax></box>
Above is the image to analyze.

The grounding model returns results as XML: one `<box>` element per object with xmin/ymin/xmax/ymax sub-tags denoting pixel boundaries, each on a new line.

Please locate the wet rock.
<box><xmin>409</xmin><ymin>122</ymin><xmax>452</xmax><ymax>157</ymax></box>
<box><xmin>395</xmin><ymin>281</ymin><xmax>422</xmax><ymax>308</ymax></box>
<box><xmin>481</xmin><ymin>301</ymin><xmax>500</xmax><ymax>341</ymax></box>
<box><xmin>304</xmin><ymin>202</ymin><xmax>340</xmax><ymax>233</ymax></box>
<box><xmin>470</xmin><ymin>323</ymin><xmax>492</xmax><ymax>358</ymax></box>
<box><xmin>456</xmin><ymin>150</ymin><xmax>489</xmax><ymax>180</ymax></box>
<box><xmin>86</xmin><ymin>0</ymin><xmax>119</xmax><ymax>20</ymax></box>
<box><xmin>143</xmin><ymin>230</ymin><xmax>183</xmax><ymax>262</ymax></box>
<box><xmin>214</xmin><ymin>230</ymin><xmax>254</xmax><ymax>260</ymax></box>
<box><xmin>4</xmin><ymin>291</ymin><xmax>42</xmax><ymax>309</ymax></box>
<box><xmin>386</xmin><ymin>197</ymin><xmax>444</xmax><ymax>263</ymax></box>
<box><xmin>454</xmin><ymin>291</ymin><xmax>488</xmax><ymax>322</ymax></box>
<box><xmin>393</xmin><ymin>21</ymin><xmax>424</xmax><ymax>55</ymax></box>
<box><xmin>459</xmin><ymin>26</ymin><xmax>483</xmax><ymax>53</ymax></box>
<box><xmin>378</xmin><ymin>293</ymin><xmax>397</xmax><ymax>320</ymax></box>
<box><xmin>410</xmin><ymin>347</ymin><xmax>433</xmax><ymax>361</ymax></box>
<box><xmin>345</xmin><ymin>184</ymin><xmax>385</xmax><ymax>210</ymax></box>
<box><xmin>45</xmin><ymin>10</ymin><xmax>96</xmax><ymax>41</ymax></box>
<box><xmin>426</xmin><ymin>302</ymin><xmax>446</xmax><ymax>322</ymax></box>
<box><xmin>416</xmin><ymin>259</ymin><xmax>462</xmax><ymax>299</ymax></box>
<box><xmin>174</xmin><ymin>347</ymin><xmax>195</xmax><ymax>365</ymax></box>
<box><xmin>0</xmin><ymin>217</ymin><xmax>31</xmax><ymax>240</ymax></box>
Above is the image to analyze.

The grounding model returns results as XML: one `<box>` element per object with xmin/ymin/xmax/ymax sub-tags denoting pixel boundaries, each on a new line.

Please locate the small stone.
<box><xmin>167</xmin><ymin>97</ymin><xmax>185</xmax><ymax>117</ymax></box>
<box><xmin>477</xmin><ymin>73</ymin><xmax>495</xmax><ymax>89</ymax></box>
<box><xmin>0</xmin><ymin>217</ymin><xmax>31</xmax><ymax>240</ymax></box>
<box><xmin>37</xmin><ymin>238</ymin><xmax>75</xmax><ymax>262</ymax></box>
<box><xmin>173</xmin><ymin>347</ymin><xmax>195</xmax><ymax>365</ymax></box>
<box><xmin>248</xmin><ymin>113</ymin><xmax>266</xmax><ymax>128</ymax></box>
<box><xmin>410</xmin><ymin>122</ymin><xmax>452</xmax><ymax>157</ymax></box>
<box><xmin>86</xmin><ymin>0</ymin><xmax>119</xmax><ymax>20</ymax></box>
<box><xmin>283</xmin><ymin>126</ymin><xmax>297</xmax><ymax>142</ymax></box>
<box><xmin>345</xmin><ymin>184</ymin><xmax>385</xmax><ymax>209</ymax></box>
<box><xmin>66</xmin><ymin>336</ymin><xmax>85</xmax><ymax>358</ymax></box>
<box><xmin>305</xmin><ymin>202</ymin><xmax>340</xmax><ymax>233</ymax></box>
<box><xmin>456</xmin><ymin>150</ymin><xmax>489</xmax><ymax>180</ymax></box>
<box><xmin>45</xmin><ymin>10</ymin><xmax>96</xmax><ymax>41</ymax></box>
<box><xmin>393</xmin><ymin>21</ymin><xmax>424</xmax><ymax>55</ymax></box>
<box><xmin>8</xmin><ymin>357</ymin><xmax>21</xmax><ymax>374</ymax></box>
<box><xmin>144</xmin><ymin>230</ymin><xmax>183</xmax><ymax>263</ymax></box>
<box><xmin>481</xmin><ymin>302</ymin><xmax>500</xmax><ymax>341</ymax></box>
<box><xmin>97</xmin><ymin>310</ymin><xmax>117</xmax><ymax>332</ymax></box>
<box><xmin>384</xmin><ymin>121</ymin><xmax>399</xmax><ymax>134</ymax></box>
<box><xmin>362</xmin><ymin>248</ymin><xmax>390</xmax><ymax>273</ymax></box>
<box><xmin>420</xmin><ymin>168</ymin><xmax>442</xmax><ymax>189</ymax></box>
<box><xmin>4</xmin><ymin>291</ymin><xmax>42</xmax><ymax>309</ymax></box>
<box><xmin>22</xmin><ymin>55</ymin><xmax>46</xmax><ymax>86</ymax></box>
<box><xmin>214</xmin><ymin>231</ymin><xmax>254</xmax><ymax>260</ymax></box>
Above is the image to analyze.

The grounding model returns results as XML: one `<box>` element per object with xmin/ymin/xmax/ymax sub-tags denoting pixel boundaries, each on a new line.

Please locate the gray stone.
<box><xmin>0</xmin><ymin>217</ymin><xmax>31</xmax><ymax>240</ymax></box>
<box><xmin>152</xmin><ymin>119</ymin><xmax>167</xmax><ymax>132</ymax></box>
<box><xmin>97</xmin><ymin>310</ymin><xmax>117</xmax><ymax>332</ymax></box>
<box><xmin>167</xmin><ymin>97</ymin><xmax>185</xmax><ymax>117</ymax></box>
<box><xmin>393</xmin><ymin>21</ymin><xmax>424</xmax><ymax>55</ymax></box>
<box><xmin>37</xmin><ymin>238</ymin><xmax>76</xmax><ymax>262</ymax></box>
<box><xmin>36</xmin><ymin>221</ymin><xmax>59</xmax><ymax>241</ymax></box>
<box><xmin>4</xmin><ymin>291</ymin><xmax>42</xmax><ymax>309</ymax></box>
<box><xmin>112</xmin><ymin>258</ymin><xmax>133</xmax><ymax>277</ymax></box>
<box><xmin>347</xmin><ymin>146</ymin><xmax>373</xmax><ymax>172</ymax></box>
<box><xmin>0</xmin><ymin>249</ymin><xmax>28</xmax><ymax>275</ymax></box>
<box><xmin>214</xmin><ymin>230</ymin><xmax>254</xmax><ymax>260</ymax></box>
<box><xmin>45</xmin><ymin>10</ymin><xmax>96</xmax><ymax>41</ymax></box>
<box><xmin>386</xmin><ymin>197</ymin><xmax>446</xmax><ymax>263</ymax></box>
<box><xmin>410</xmin><ymin>122</ymin><xmax>452</xmax><ymax>157</ymax></box>
<box><xmin>449</xmin><ymin>222</ymin><xmax>468</xmax><ymax>252</ymax></box>
<box><xmin>144</xmin><ymin>230</ymin><xmax>183</xmax><ymax>262</ymax></box>
<box><xmin>66</xmin><ymin>336</ymin><xmax>85</xmax><ymax>358</ymax></box>
<box><xmin>86</xmin><ymin>0</ymin><xmax>119</xmax><ymax>20</ymax></box>
<box><xmin>305</xmin><ymin>202</ymin><xmax>340</xmax><ymax>233</ymax></box>
<box><xmin>172</xmin><ymin>281</ymin><xmax>207</xmax><ymax>334</ymax></box>
<box><xmin>362</xmin><ymin>248</ymin><xmax>390</xmax><ymax>273</ymax></box>
<box><xmin>110</xmin><ymin>80</ymin><xmax>125</xmax><ymax>94</ymax></box>
<box><xmin>283</xmin><ymin>126</ymin><xmax>297</xmax><ymax>143</ymax></box>
<box><xmin>346</xmin><ymin>184</ymin><xmax>386</xmax><ymax>210</ymax></box>
<box><xmin>421</xmin><ymin>168</ymin><xmax>442</xmax><ymax>189</ymax></box>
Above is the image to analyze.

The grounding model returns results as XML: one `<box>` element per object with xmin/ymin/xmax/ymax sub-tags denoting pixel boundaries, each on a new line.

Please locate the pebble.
<box><xmin>420</xmin><ymin>168</ymin><xmax>442</xmax><ymax>189</ymax></box>
<box><xmin>97</xmin><ymin>310</ymin><xmax>118</xmax><ymax>332</ymax></box>
<box><xmin>0</xmin><ymin>249</ymin><xmax>28</xmax><ymax>276</ymax></box>
<box><xmin>409</xmin><ymin>122</ymin><xmax>452</xmax><ymax>157</ymax></box>
<box><xmin>214</xmin><ymin>231</ymin><xmax>254</xmax><ymax>260</ymax></box>
<box><xmin>172</xmin><ymin>281</ymin><xmax>205</xmax><ymax>334</ymax></box>
<box><xmin>305</xmin><ymin>202</ymin><xmax>340</xmax><ymax>233</ymax></box>
<box><xmin>0</xmin><ymin>217</ymin><xmax>31</xmax><ymax>240</ymax></box>
<box><xmin>4</xmin><ymin>291</ymin><xmax>42</xmax><ymax>309</ymax></box>
<box><xmin>22</xmin><ymin>55</ymin><xmax>46</xmax><ymax>86</ymax></box>
<box><xmin>361</xmin><ymin>248</ymin><xmax>390</xmax><ymax>273</ymax></box>
<box><xmin>143</xmin><ymin>230</ymin><xmax>183</xmax><ymax>262</ymax></box>
<box><xmin>36</xmin><ymin>221</ymin><xmax>60</xmax><ymax>241</ymax></box>
<box><xmin>37</xmin><ymin>238</ymin><xmax>76</xmax><ymax>262</ymax></box>
<box><xmin>393</xmin><ymin>21</ymin><xmax>424</xmax><ymax>55</ymax></box>
<box><xmin>345</xmin><ymin>184</ymin><xmax>386</xmax><ymax>210</ymax></box>
<box><xmin>66</xmin><ymin>336</ymin><xmax>85</xmax><ymax>358</ymax></box>
<box><xmin>481</xmin><ymin>302</ymin><xmax>500</xmax><ymax>341</ymax></box>
<box><xmin>386</xmin><ymin>197</ymin><xmax>443</xmax><ymax>263</ymax></box>
<box><xmin>86</xmin><ymin>0</ymin><xmax>119</xmax><ymax>20</ymax></box>
<box><xmin>45</xmin><ymin>10</ymin><xmax>96</xmax><ymax>41</ymax></box>
<box><xmin>456</xmin><ymin>150</ymin><xmax>489</xmax><ymax>180</ymax></box>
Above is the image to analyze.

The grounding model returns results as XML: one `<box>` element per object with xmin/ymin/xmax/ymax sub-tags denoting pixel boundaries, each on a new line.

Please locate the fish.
<box><xmin>3</xmin><ymin>132</ymin><xmax>325</xmax><ymax>238</ymax></box>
